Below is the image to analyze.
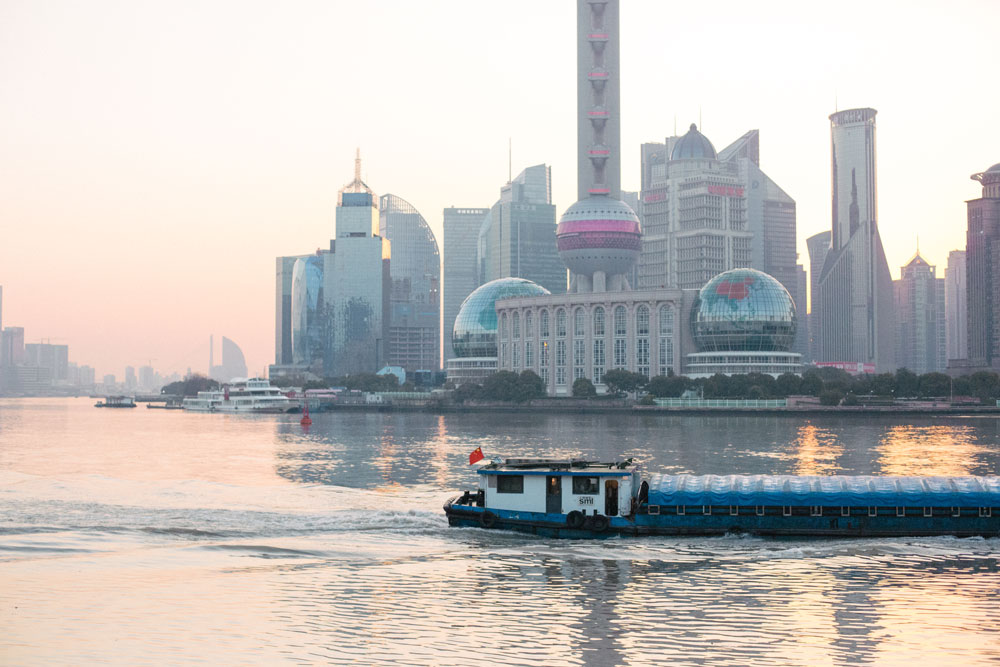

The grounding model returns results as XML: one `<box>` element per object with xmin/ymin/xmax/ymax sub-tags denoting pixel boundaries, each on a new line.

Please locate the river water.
<box><xmin>3</xmin><ymin>398</ymin><xmax>1000</xmax><ymax>665</ymax></box>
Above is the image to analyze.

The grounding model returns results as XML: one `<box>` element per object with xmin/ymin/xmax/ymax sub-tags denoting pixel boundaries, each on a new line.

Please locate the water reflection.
<box><xmin>793</xmin><ymin>423</ymin><xmax>844</xmax><ymax>475</ymax></box>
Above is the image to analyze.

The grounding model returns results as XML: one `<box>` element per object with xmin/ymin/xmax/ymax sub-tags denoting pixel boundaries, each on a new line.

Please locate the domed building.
<box><xmin>447</xmin><ymin>278</ymin><xmax>550</xmax><ymax>385</ymax></box>
<box><xmin>671</xmin><ymin>123</ymin><xmax>718</xmax><ymax>160</ymax></box>
<box><xmin>685</xmin><ymin>268</ymin><xmax>801</xmax><ymax>378</ymax></box>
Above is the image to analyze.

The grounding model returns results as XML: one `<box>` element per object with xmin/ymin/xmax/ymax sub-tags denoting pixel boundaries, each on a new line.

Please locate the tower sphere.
<box><xmin>690</xmin><ymin>268</ymin><xmax>797</xmax><ymax>352</ymax></box>
<box><xmin>556</xmin><ymin>195</ymin><xmax>642</xmax><ymax>277</ymax></box>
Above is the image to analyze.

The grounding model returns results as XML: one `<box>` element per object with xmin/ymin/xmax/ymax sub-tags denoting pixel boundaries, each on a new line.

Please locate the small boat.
<box><xmin>182</xmin><ymin>378</ymin><xmax>295</xmax><ymax>413</ymax></box>
<box><xmin>444</xmin><ymin>458</ymin><xmax>1000</xmax><ymax>538</ymax></box>
<box><xmin>94</xmin><ymin>396</ymin><xmax>137</xmax><ymax>408</ymax></box>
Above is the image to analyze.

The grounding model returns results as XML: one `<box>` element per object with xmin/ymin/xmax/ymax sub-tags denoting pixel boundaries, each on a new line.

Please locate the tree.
<box><xmin>602</xmin><ymin>369</ymin><xmax>647</xmax><ymax>396</ymax></box>
<box><xmin>894</xmin><ymin>368</ymin><xmax>919</xmax><ymax>398</ymax></box>
<box><xmin>161</xmin><ymin>375</ymin><xmax>218</xmax><ymax>396</ymax></box>
<box><xmin>819</xmin><ymin>389</ymin><xmax>844</xmax><ymax>406</ymax></box>
<box><xmin>800</xmin><ymin>369</ymin><xmax>823</xmax><ymax>396</ymax></box>
<box><xmin>969</xmin><ymin>371</ymin><xmax>1000</xmax><ymax>403</ymax></box>
<box><xmin>647</xmin><ymin>374</ymin><xmax>689</xmax><ymax>398</ymax></box>
<box><xmin>775</xmin><ymin>372</ymin><xmax>802</xmax><ymax>397</ymax></box>
<box><xmin>572</xmin><ymin>377</ymin><xmax>597</xmax><ymax>398</ymax></box>
<box><xmin>918</xmin><ymin>372</ymin><xmax>951</xmax><ymax>398</ymax></box>
<box><xmin>869</xmin><ymin>373</ymin><xmax>895</xmax><ymax>397</ymax></box>
<box><xmin>481</xmin><ymin>371</ymin><xmax>522</xmax><ymax>402</ymax></box>
<box><xmin>451</xmin><ymin>382</ymin><xmax>483</xmax><ymax>403</ymax></box>
<box><xmin>515</xmin><ymin>370</ymin><xmax>546</xmax><ymax>402</ymax></box>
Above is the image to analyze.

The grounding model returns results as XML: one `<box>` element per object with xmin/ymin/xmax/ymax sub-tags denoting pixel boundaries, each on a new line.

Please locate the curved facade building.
<box><xmin>380</xmin><ymin>194</ymin><xmax>440</xmax><ymax>371</ymax></box>
<box><xmin>291</xmin><ymin>254</ymin><xmax>325</xmax><ymax>371</ymax></box>
<box><xmin>447</xmin><ymin>278</ymin><xmax>550</xmax><ymax>385</ymax></box>
<box><xmin>686</xmin><ymin>268</ymin><xmax>801</xmax><ymax>377</ymax></box>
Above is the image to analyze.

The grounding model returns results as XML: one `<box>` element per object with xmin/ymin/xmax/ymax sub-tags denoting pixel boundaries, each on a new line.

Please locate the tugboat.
<box><xmin>444</xmin><ymin>457</ymin><xmax>1000</xmax><ymax>538</ymax></box>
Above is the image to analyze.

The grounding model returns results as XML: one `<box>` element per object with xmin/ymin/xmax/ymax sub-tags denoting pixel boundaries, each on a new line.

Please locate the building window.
<box><xmin>659</xmin><ymin>337</ymin><xmax>673</xmax><ymax>376</ymax></box>
<box><xmin>512</xmin><ymin>312</ymin><xmax>520</xmax><ymax>340</ymax></box>
<box><xmin>497</xmin><ymin>475</ymin><xmax>524</xmax><ymax>493</ymax></box>
<box><xmin>557</xmin><ymin>367</ymin><xmax>566</xmax><ymax>386</ymax></box>
<box><xmin>500</xmin><ymin>312</ymin><xmax>508</xmax><ymax>341</ymax></box>
<box><xmin>594</xmin><ymin>366</ymin><xmax>604</xmax><ymax>385</ymax></box>
<box><xmin>572</xmin><ymin>477</ymin><xmax>600</xmax><ymax>494</ymax></box>
<box><xmin>574</xmin><ymin>308</ymin><xmax>586</xmax><ymax>337</ymax></box>
<box><xmin>574</xmin><ymin>366</ymin><xmax>585</xmax><ymax>380</ymax></box>
<box><xmin>541</xmin><ymin>310</ymin><xmax>550</xmax><ymax>338</ymax></box>
<box><xmin>556</xmin><ymin>340</ymin><xmax>566</xmax><ymax>386</ymax></box>
<box><xmin>594</xmin><ymin>339</ymin><xmax>605</xmax><ymax>367</ymax></box>
<box><xmin>593</xmin><ymin>307</ymin><xmax>605</xmax><ymax>337</ymax></box>
<box><xmin>614</xmin><ymin>306</ymin><xmax>627</xmax><ymax>337</ymax></box>
<box><xmin>636</xmin><ymin>305</ymin><xmax>649</xmax><ymax>336</ymax></box>
<box><xmin>501</xmin><ymin>342</ymin><xmax>507</xmax><ymax>367</ymax></box>
<box><xmin>556</xmin><ymin>309</ymin><xmax>567</xmax><ymax>338</ymax></box>
<box><xmin>614</xmin><ymin>338</ymin><xmax>626</xmax><ymax>368</ymax></box>
<box><xmin>525</xmin><ymin>310</ymin><xmax>533</xmax><ymax>336</ymax></box>
<box><xmin>513</xmin><ymin>342</ymin><xmax>520</xmax><ymax>368</ymax></box>
<box><xmin>541</xmin><ymin>340</ymin><xmax>549</xmax><ymax>368</ymax></box>
<box><xmin>659</xmin><ymin>305</ymin><xmax>674</xmax><ymax>336</ymax></box>
<box><xmin>637</xmin><ymin>338</ymin><xmax>649</xmax><ymax>377</ymax></box>
<box><xmin>574</xmin><ymin>338</ymin><xmax>585</xmax><ymax>367</ymax></box>
<box><xmin>525</xmin><ymin>341</ymin><xmax>534</xmax><ymax>368</ymax></box>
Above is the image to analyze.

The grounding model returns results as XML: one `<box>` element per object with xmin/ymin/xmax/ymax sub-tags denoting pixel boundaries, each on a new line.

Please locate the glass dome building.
<box><xmin>447</xmin><ymin>278</ymin><xmax>550</xmax><ymax>385</ymax></box>
<box><xmin>452</xmin><ymin>278</ymin><xmax>551</xmax><ymax>358</ymax></box>
<box><xmin>686</xmin><ymin>268</ymin><xmax>801</xmax><ymax>377</ymax></box>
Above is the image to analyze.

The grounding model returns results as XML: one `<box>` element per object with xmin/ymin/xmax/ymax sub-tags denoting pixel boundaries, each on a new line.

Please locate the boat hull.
<box><xmin>444</xmin><ymin>498</ymin><xmax>1000</xmax><ymax>538</ymax></box>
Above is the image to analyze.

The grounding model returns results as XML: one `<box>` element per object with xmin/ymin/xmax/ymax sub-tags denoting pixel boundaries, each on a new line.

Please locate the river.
<box><xmin>2</xmin><ymin>398</ymin><xmax>1000</xmax><ymax>665</ymax></box>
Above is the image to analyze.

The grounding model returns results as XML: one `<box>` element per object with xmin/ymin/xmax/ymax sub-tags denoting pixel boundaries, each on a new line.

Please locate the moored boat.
<box><xmin>94</xmin><ymin>396</ymin><xmax>137</xmax><ymax>408</ymax></box>
<box><xmin>182</xmin><ymin>378</ymin><xmax>295</xmax><ymax>413</ymax></box>
<box><xmin>444</xmin><ymin>458</ymin><xmax>1000</xmax><ymax>538</ymax></box>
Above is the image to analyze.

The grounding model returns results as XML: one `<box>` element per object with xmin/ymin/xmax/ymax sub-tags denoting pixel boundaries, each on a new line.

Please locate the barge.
<box><xmin>444</xmin><ymin>458</ymin><xmax>1000</xmax><ymax>538</ymax></box>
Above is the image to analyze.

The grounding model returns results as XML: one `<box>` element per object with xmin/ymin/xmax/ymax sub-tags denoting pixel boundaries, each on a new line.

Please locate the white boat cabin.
<box><xmin>477</xmin><ymin>459</ymin><xmax>639</xmax><ymax>517</ymax></box>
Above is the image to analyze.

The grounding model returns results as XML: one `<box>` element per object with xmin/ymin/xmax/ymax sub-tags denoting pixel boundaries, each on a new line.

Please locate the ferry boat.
<box><xmin>444</xmin><ymin>458</ymin><xmax>1000</xmax><ymax>538</ymax></box>
<box><xmin>94</xmin><ymin>395</ymin><xmax>136</xmax><ymax>408</ymax></box>
<box><xmin>182</xmin><ymin>378</ymin><xmax>295</xmax><ymax>413</ymax></box>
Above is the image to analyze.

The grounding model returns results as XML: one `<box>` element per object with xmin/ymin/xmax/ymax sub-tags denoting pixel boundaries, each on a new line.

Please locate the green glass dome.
<box><xmin>690</xmin><ymin>268</ymin><xmax>797</xmax><ymax>352</ymax></box>
<box><xmin>452</xmin><ymin>278</ymin><xmax>550</xmax><ymax>358</ymax></box>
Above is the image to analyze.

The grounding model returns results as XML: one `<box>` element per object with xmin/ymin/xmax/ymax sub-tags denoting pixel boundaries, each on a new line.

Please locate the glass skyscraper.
<box><xmin>814</xmin><ymin>108</ymin><xmax>895</xmax><ymax>371</ymax></box>
<box><xmin>379</xmin><ymin>194</ymin><xmax>440</xmax><ymax>371</ymax></box>
<box><xmin>894</xmin><ymin>253</ymin><xmax>945</xmax><ymax>374</ymax></box>
<box><xmin>443</xmin><ymin>207</ymin><xmax>489</xmax><ymax>362</ymax></box>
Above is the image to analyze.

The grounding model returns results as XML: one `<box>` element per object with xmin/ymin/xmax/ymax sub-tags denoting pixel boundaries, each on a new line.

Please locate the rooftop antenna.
<box><xmin>354</xmin><ymin>147</ymin><xmax>361</xmax><ymax>183</ymax></box>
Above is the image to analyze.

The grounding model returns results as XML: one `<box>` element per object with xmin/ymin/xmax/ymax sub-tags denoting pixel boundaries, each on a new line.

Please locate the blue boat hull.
<box><xmin>444</xmin><ymin>497</ymin><xmax>1000</xmax><ymax>538</ymax></box>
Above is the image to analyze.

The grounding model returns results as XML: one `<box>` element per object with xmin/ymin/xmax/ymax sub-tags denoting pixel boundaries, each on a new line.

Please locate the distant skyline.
<box><xmin>1</xmin><ymin>0</ymin><xmax>997</xmax><ymax>376</ymax></box>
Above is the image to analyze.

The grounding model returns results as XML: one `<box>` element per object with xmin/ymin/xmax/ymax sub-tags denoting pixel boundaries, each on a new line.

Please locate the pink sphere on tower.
<box><xmin>556</xmin><ymin>195</ymin><xmax>641</xmax><ymax>292</ymax></box>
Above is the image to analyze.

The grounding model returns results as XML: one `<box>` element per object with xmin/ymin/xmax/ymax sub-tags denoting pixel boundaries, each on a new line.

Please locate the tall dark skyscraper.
<box><xmin>966</xmin><ymin>162</ymin><xmax>1000</xmax><ymax>368</ymax></box>
<box><xmin>815</xmin><ymin>108</ymin><xmax>895</xmax><ymax>371</ymax></box>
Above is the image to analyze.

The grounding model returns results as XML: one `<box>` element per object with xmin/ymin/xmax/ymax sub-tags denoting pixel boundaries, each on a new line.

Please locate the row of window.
<box><xmin>495</xmin><ymin>475</ymin><xmax>603</xmax><ymax>495</ymax></box>
<box><xmin>501</xmin><ymin>305</ymin><xmax>675</xmax><ymax>341</ymax></box>
<box><xmin>501</xmin><ymin>336</ymin><xmax>675</xmax><ymax>384</ymax></box>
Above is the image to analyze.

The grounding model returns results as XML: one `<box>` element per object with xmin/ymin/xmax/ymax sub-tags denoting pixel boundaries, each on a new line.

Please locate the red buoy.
<box><xmin>300</xmin><ymin>399</ymin><xmax>312</xmax><ymax>427</ymax></box>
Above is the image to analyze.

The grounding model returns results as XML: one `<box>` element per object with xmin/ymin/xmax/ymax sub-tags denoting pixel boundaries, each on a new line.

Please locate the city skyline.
<box><xmin>1</xmin><ymin>0</ymin><xmax>997</xmax><ymax>375</ymax></box>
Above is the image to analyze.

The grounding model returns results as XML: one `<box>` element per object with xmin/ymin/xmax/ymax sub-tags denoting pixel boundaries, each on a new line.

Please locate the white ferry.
<box><xmin>182</xmin><ymin>378</ymin><xmax>295</xmax><ymax>413</ymax></box>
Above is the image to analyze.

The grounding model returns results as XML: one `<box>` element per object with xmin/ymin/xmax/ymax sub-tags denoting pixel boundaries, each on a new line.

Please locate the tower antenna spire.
<box><xmin>354</xmin><ymin>147</ymin><xmax>361</xmax><ymax>183</ymax></box>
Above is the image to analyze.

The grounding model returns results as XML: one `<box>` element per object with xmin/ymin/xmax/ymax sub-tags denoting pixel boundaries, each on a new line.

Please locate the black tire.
<box><xmin>479</xmin><ymin>511</ymin><xmax>497</xmax><ymax>529</ymax></box>
<box><xmin>566</xmin><ymin>510</ymin><xmax>585</xmax><ymax>529</ymax></box>
<box><xmin>589</xmin><ymin>515</ymin><xmax>610</xmax><ymax>532</ymax></box>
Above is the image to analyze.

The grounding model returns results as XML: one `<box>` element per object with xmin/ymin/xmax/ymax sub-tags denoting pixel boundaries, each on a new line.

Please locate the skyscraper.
<box><xmin>379</xmin><ymin>194</ymin><xmax>440</xmax><ymax>371</ymax></box>
<box><xmin>291</xmin><ymin>254</ymin><xmax>325</xmax><ymax>374</ymax></box>
<box><xmin>966</xmin><ymin>162</ymin><xmax>1000</xmax><ymax>368</ymax></box>
<box><xmin>477</xmin><ymin>164</ymin><xmax>565</xmax><ymax>294</ymax></box>
<box><xmin>806</xmin><ymin>231</ymin><xmax>832</xmax><ymax>363</ymax></box>
<box><xmin>638</xmin><ymin>124</ymin><xmax>751</xmax><ymax>290</ymax></box>
<box><xmin>815</xmin><ymin>108</ymin><xmax>895</xmax><ymax>371</ymax></box>
<box><xmin>443</xmin><ymin>207</ymin><xmax>489</xmax><ymax>362</ymax></box>
<box><xmin>894</xmin><ymin>252</ymin><xmax>945</xmax><ymax>374</ymax></box>
<box><xmin>945</xmin><ymin>249</ymin><xmax>967</xmax><ymax>362</ymax></box>
<box><xmin>0</xmin><ymin>327</ymin><xmax>25</xmax><ymax>367</ymax></box>
<box><xmin>275</xmin><ymin>254</ymin><xmax>308</xmax><ymax>368</ymax></box>
<box><xmin>210</xmin><ymin>336</ymin><xmax>248</xmax><ymax>382</ymax></box>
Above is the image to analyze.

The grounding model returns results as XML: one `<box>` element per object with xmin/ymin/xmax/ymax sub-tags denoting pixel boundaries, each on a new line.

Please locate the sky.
<box><xmin>1</xmin><ymin>0</ymin><xmax>997</xmax><ymax>379</ymax></box>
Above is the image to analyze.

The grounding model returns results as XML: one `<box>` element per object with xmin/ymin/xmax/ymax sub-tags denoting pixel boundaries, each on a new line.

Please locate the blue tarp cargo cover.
<box><xmin>646</xmin><ymin>474</ymin><xmax>1000</xmax><ymax>508</ymax></box>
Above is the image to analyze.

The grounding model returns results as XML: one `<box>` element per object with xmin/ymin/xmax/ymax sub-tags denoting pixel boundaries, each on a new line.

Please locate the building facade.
<box><xmin>443</xmin><ymin>207</ymin><xmax>489</xmax><ymax>363</ymax></box>
<box><xmin>477</xmin><ymin>164</ymin><xmax>565</xmax><ymax>295</ymax></box>
<box><xmin>894</xmin><ymin>254</ymin><xmax>946</xmax><ymax>374</ymax></box>
<box><xmin>379</xmin><ymin>194</ymin><xmax>440</xmax><ymax>371</ymax></box>
<box><xmin>806</xmin><ymin>231</ymin><xmax>831</xmax><ymax>363</ymax></box>
<box><xmin>275</xmin><ymin>254</ymin><xmax>307</xmax><ymax>368</ymax></box>
<box><xmin>966</xmin><ymin>163</ymin><xmax>1000</xmax><ymax>369</ymax></box>
<box><xmin>814</xmin><ymin>108</ymin><xmax>895</xmax><ymax>371</ymax></box>
<box><xmin>1</xmin><ymin>327</ymin><xmax>25</xmax><ymax>367</ymax></box>
<box><xmin>945</xmin><ymin>249</ymin><xmax>967</xmax><ymax>362</ymax></box>
<box><xmin>638</xmin><ymin>124</ymin><xmax>752</xmax><ymax>291</ymax></box>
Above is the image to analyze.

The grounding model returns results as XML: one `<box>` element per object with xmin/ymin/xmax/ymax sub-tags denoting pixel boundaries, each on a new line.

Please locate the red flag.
<box><xmin>469</xmin><ymin>447</ymin><xmax>484</xmax><ymax>465</ymax></box>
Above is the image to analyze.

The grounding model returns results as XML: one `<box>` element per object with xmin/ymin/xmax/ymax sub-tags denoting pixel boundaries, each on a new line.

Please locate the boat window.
<box><xmin>572</xmin><ymin>477</ymin><xmax>599</xmax><ymax>494</ymax></box>
<box><xmin>497</xmin><ymin>475</ymin><xmax>524</xmax><ymax>494</ymax></box>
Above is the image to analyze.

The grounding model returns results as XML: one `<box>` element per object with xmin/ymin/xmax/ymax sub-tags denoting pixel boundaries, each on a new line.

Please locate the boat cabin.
<box><xmin>477</xmin><ymin>459</ymin><xmax>639</xmax><ymax>518</ymax></box>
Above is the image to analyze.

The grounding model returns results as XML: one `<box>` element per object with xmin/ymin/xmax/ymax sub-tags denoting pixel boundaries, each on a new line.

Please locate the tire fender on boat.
<box><xmin>566</xmin><ymin>510</ymin><xmax>585</xmax><ymax>529</ymax></box>
<box><xmin>588</xmin><ymin>515</ymin><xmax>610</xmax><ymax>532</ymax></box>
<box><xmin>480</xmin><ymin>511</ymin><xmax>497</xmax><ymax>529</ymax></box>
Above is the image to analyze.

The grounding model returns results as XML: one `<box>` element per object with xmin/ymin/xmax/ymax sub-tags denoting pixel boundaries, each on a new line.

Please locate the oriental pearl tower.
<box><xmin>556</xmin><ymin>0</ymin><xmax>641</xmax><ymax>294</ymax></box>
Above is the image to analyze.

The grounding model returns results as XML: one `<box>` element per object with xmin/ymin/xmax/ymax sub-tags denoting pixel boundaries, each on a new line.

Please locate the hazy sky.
<box><xmin>1</xmin><ymin>0</ymin><xmax>997</xmax><ymax>378</ymax></box>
